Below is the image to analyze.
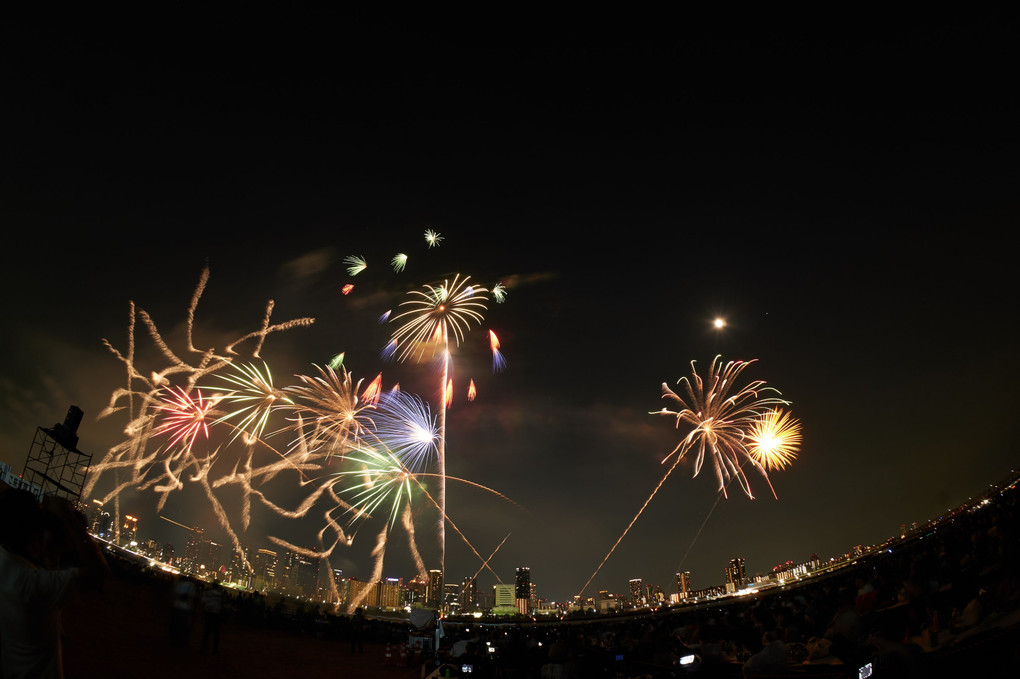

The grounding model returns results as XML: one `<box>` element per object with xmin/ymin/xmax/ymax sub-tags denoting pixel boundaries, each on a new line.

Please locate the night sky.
<box><xmin>3</xmin><ymin>11</ymin><xmax>1018</xmax><ymax>603</ymax></box>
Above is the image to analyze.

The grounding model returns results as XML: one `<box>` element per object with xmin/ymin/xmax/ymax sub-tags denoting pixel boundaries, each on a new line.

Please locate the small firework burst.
<box><xmin>747</xmin><ymin>409</ymin><xmax>802</xmax><ymax>471</ymax></box>
<box><xmin>424</xmin><ymin>229</ymin><xmax>443</xmax><ymax>248</ymax></box>
<box><xmin>344</xmin><ymin>255</ymin><xmax>368</xmax><ymax>276</ymax></box>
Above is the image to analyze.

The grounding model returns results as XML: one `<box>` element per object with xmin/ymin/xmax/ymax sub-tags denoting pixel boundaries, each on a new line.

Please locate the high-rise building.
<box><xmin>253</xmin><ymin>549</ymin><xmax>278</xmax><ymax>591</ymax></box>
<box><xmin>725</xmin><ymin>557</ymin><xmax>746</xmax><ymax>592</ymax></box>
<box><xmin>227</xmin><ymin>548</ymin><xmax>250</xmax><ymax>587</ymax></box>
<box><xmin>407</xmin><ymin>574</ymin><xmax>427</xmax><ymax>605</ymax></box>
<box><xmin>379</xmin><ymin>578</ymin><xmax>402</xmax><ymax>608</ymax></box>
<box><xmin>444</xmin><ymin>583</ymin><xmax>460</xmax><ymax>612</ymax></box>
<box><xmin>460</xmin><ymin>577</ymin><xmax>478</xmax><ymax>611</ymax></box>
<box><xmin>493</xmin><ymin>583</ymin><xmax>516</xmax><ymax>614</ymax></box>
<box><xmin>515</xmin><ymin>567</ymin><xmax>531</xmax><ymax>600</ymax></box>
<box><xmin>427</xmin><ymin>569</ymin><xmax>443</xmax><ymax>609</ymax></box>
<box><xmin>515</xmin><ymin>567</ymin><xmax>531</xmax><ymax>614</ymax></box>
<box><xmin>290</xmin><ymin>553</ymin><xmax>319</xmax><ymax>599</ymax></box>
<box><xmin>120</xmin><ymin>515</ymin><xmax>138</xmax><ymax>546</ymax></box>
<box><xmin>92</xmin><ymin>509</ymin><xmax>113</xmax><ymax>539</ymax></box>
<box><xmin>183</xmin><ymin>528</ymin><xmax>205</xmax><ymax>574</ymax></box>
<box><xmin>629</xmin><ymin>578</ymin><xmax>644</xmax><ymax>605</ymax></box>
<box><xmin>676</xmin><ymin>571</ymin><xmax>692</xmax><ymax>598</ymax></box>
<box><xmin>345</xmin><ymin>578</ymin><xmax>377</xmax><ymax>608</ymax></box>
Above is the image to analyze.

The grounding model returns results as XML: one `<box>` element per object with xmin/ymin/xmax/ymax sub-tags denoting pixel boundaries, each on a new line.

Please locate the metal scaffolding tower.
<box><xmin>22</xmin><ymin>405</ymin><xmax>92</xmax><ymax>502</ymax></box>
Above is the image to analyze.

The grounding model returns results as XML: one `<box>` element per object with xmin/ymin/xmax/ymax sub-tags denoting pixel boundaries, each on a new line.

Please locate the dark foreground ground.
<box><xmin>60</xmin><ymin>559</ymin><xmax>1020</xmax><ymax>679</ymax></box>
<box><xmin>62</xmin><ymin>570</ymin><xmax>420</xmax><ymax>679</ymax></box>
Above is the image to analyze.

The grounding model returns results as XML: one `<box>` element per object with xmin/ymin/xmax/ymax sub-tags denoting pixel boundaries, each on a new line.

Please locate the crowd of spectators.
<box><xmin>4</xmin><ymin>475</ymin><xmax>1017</xmax><ymax>678</ymax></box>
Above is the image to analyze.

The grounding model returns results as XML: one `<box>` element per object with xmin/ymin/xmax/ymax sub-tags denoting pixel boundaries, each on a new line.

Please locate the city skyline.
<box><xmin>3</xmin><ymin>13</ymin><xmax>1018</xmax><ymax>603</ymax></box>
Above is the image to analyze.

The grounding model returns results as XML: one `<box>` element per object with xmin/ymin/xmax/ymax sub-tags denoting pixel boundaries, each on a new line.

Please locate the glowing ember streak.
<box><xmin>657</xmin><ymin>356</ymin><xmax>789</xmax><ymax>499</ymax></box>
<box><xmin>467</xmin><ymin>379</ymin><xmax>476</xmax><ymax>401</ymax></box>
<box><xmin>424</xmin><ymin>229</ymin><xmax>443</xmax><ymax>247</ymax></box>
<box><xmin>341</xmin><ymin>284</ymin><xmax>354</xmax><ymax>295</ymax></box>
<box><xmin>344</xmin><ymin>255</ymin><xmax>368</xmax><ymax>276</ymax></box>
<box><xmin>154</xmin><ymin>386</ymin><xmax>213</xmax><ymax>454</ymax></box>
<box><xmin>444</xmin><ymin>378</ymin><xmax>453</xmax><ymax>409</ymax></box>
<box><xmin>489</xmin><ymin>330</ymin><xmax>507</xmax><ymax>373</ymax></box>
<box><xmin>362</xmin><ymin>373</ymin><xmax>383</xmax><ymax>405</ymax></box>
<box><xmin>747</xmin><ymin>409</ymin><xmax>802</xmax><ymax>471</ymax></box>
<box><xmin>378</xmin><ymin>310</ymin><xmax>392</xmax><ymax>323</ymax></box>
<box><xmin>491</xmin><ymin>283</ymin><xmax>507</xmax><ymax>303</ymax></box>
<box><xmin>391</xmin><ymin>253</ymin><xmax>407</xmax><ymax>273</ymax></box>
<box><xmin>328</xmin><ymin>352</ymin><xmax>345</xmax><ymax>369</ymax></box>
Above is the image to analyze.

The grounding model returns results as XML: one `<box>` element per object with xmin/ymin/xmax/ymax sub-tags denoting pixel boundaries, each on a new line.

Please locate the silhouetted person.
<box><xmin>200</xmin><ymin>581</ymin><xmax>224</xmax><ymax>653</ymax></box>
<box><xmin>170</xmin><ymin>575</ymin><xmax>198</xmax><ymax>647</ymax></box>
<box><xmin>0</xmin><ymin>489</ymin><xmax>108</xmax><ymax>678</ymax></box>
<box><xmin>350</xmin><ymin>607</ymin><xmax>365</xmax><ymax>652</ymax></box>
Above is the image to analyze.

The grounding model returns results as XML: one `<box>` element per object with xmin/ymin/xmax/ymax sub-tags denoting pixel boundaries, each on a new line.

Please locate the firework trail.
<box><xmin>87</xmin><ymin>264</ymin><xmax>316</xmax><ymax>569</ymax></box>
<box><xmin>387</xmin><ymin>274</ymin><xmax>490</xmax><ymax>585</ymax></box>
<box><xmin>459</xmin><ymin>532</ymin><xmax>512</xmax><ymax>601</ymax></box>
<box><xmin>578</xmin><ymin>356</ymin><xmax>792</xmax><ymax>597</ymax></box>
<box><xmin>93</xmin><ymin>255</ymin><xmax>515</xmax><ymax>600</ymax></box>
<box><xmin>391</xmin><ymin>254</ymin><xmax>407</xmax><ymax>273</ymax></box>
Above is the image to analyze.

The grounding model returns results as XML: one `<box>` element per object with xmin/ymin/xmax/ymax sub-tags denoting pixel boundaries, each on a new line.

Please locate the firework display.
<box><xmin>579</xmin><ymin>356</ymin><xmax>800</xmax><ymax>596</ymax></box>
<box><xmin>88</xmin><ymin>235</ymin><xmax>516</xmax><ymax>608</ymax></box>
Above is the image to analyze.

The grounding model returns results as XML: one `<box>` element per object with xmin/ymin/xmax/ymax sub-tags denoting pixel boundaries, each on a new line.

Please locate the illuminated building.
<box><xmin>677</xmin><ymin>571</ymin><xmax>692</xmax><ymax>598</ymax></box>
<box><xmin>287</xmin><ymin>552</ymin><xmax>319</xmax><ymax>599</ymax></box>
<box><xmin>252</xmin><ymin>548</ymin><xmax>278</xmax><ymax>591</ymax></box>
<box><xmin>459</xmin><ymin>577</ymin><xmax>478</xmax><ymax>611</ymax></box>
<box><xmin>226</xmin><ymin>548</ymin><xmax>250</xmax><ymax>587</ymax></box>
<box><xmin>725</xmin><ymin>557</ymin><xmax>746</xmax><ymax>592</ymax></box>
<box><xmin>344</xmin><ymin>578</ymin><xmax>377</xmax><ymax>608</ymax></box>
<box><xmin>426</xmin><ymin>569</ymin><xmax>443</xmax><ymax>609</ymax></box>
<box><xmin>120</xmin><ymin>515</ymin><xmax>138</xmax><ymax>547</ymax></box>
<box><xmin>515</xmin><ymin>567</ymin><xmax>531</xmax><ymax>614</ymax></box>
<box><xmin>407</xmin><ymin>574</ymin><xmax>427</xmax><ymax>604</ymax></box>
<box><xmin>493</xmin><ymin>583</ymin><xmax>516</xmax><ymax>615</ymax></box>
<box><xmin>183</xmin><ymin>528</ymin><xmax>205</xmax><ymax>574</ymax></box>
<box><xmin>379</xmin><ymin>578</ymin><xmax>402</xmax><ymax>608</ymax></box>
<box><xmin>444</xmin><ymin>583</ymin><xmax>460</xmax><ymax>612</ymax></box>
<box><xmin>629</xmin><ymin>578</ymin><xmax>644</xmax><ymax>605</ymax></box>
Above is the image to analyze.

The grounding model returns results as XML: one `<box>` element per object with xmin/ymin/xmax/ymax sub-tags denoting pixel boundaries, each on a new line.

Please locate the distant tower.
<box><xmin>725</xmin><ymin>557</ymin><xmax>746</xmax><ymax>592</ymax></box>
<box><xmin>253</xmin><ymin>549</ymin><xmax>278</xmax><ymax>591</ymax></box>
<box><xmin>427</xmin><ymin>569</ymin><xmax>443</xmax><ymax>609</ymax></box>
<box><xmin>629</xmin><ymin>578</ymin><xmax>644</xmax><ymax>605</ymax></box>
<box><xmin>677</xmin><ymin>571</ymin><xmax>692</xmax><ymax>598</ymax></box>
<box><xmin>515</xmin><ymin>567</ymin><xmax>531</xmax><ymax>615</ymax></box>
<box><xmin>460</xmin><ymin>576</ymin><xmax>478</xmax><ymax>611</ymax></box>
<box><xmin>22</xmin><ymin>406</ymin><xmax>92</xmax><ymax>502</ymax></box>
<box><xmin>121</xmin><ymin>515</ymin><xmax>138</xmax><ymax>546</ymax></box>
